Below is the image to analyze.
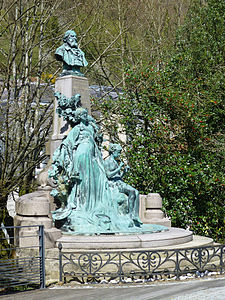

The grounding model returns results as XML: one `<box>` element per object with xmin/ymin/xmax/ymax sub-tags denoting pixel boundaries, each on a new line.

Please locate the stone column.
<box><xmin>48</xmin><ymin>75</ymin><xmax>90</xmax><ymax>157</ymax></box>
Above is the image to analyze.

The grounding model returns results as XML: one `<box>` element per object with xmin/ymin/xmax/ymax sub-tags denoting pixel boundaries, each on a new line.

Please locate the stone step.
<box><xmin>56</xmin><ymin>228</ymin><xmax>193</xmax><ymax>250</ymax></box>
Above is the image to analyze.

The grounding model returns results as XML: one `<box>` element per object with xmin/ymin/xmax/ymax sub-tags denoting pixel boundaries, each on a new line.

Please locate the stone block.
<box><xmin>145</xmin><ymin>193</ymin><xmax>162</xmax><ymax>208</ymax></box>
<box><xmin>55</xmin><ymin>75</ymin><xmax>90</xmax><ymax>114</ymax></box>
<box><xmin>139</xmin><ymin>194</ymin><xmax>147</xmax><ymax>220</ymax></box>
<box><xmin>16</xmin><ymin>229</ymin><xmax>39</xmax><ymax>247</ymax></box>
<box><xmin>139</xmin><ymin>193</ymin><xmax>171</xmax><ymax>227</ymax></box>
<box><xmin>36</xmin><ymin>186</ymin><xmax>57</xmax><ymax>213</ymax></box>
<box><xmin>14</xmin><ymin>189</ymin><xmax>61</xmax><ymax>249</ymax></box>
<box><xmin>16</xmin><ymin>198</ymin><xmax>50</xmax><ymax>217</ymax></box>
<box><xmin>15</xmin><ymin>190</ymin><xmax>50</xmax><ymax>216</ymax></box>
<box><xmin>14</xmin><ymin>227</ymin><xmax>61</xmax><ymax>249</ymax></box>
<box><xmin>144</xmin><ymin>209</ymin><xmax>164</xmax><ymax>219</ymax></box>
<box><xmin>45</xmin><ymin>228</ymin><xmax>62</xmax><ymax>248</ymax></box>
<box><xmin>143</xmin><ymin>218</ymin><xmax>171</xmax><ymax>227</ymax></box>
<box><xmin>49</xmin><ymin>75</ymin><xmax>90</xmax><ymax>156</ymax></box>
<box><xmin>14</xmin><ymin>215</ymin><xmax>52</xmax><ymax>229</ymax></box>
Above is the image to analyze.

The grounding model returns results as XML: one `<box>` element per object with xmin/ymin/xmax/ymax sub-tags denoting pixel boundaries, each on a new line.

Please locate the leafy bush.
<box><xmin>95</xmin><ymin>0</ymin><xmax>225</xmax><ymax>242</ymax></box>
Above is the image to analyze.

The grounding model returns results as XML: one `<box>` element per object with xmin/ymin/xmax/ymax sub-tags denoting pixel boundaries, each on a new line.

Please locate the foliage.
<box><xmin>95</xmin><ymin>0</ymin><xmax>225</xmax><ymax>242</ymax></box>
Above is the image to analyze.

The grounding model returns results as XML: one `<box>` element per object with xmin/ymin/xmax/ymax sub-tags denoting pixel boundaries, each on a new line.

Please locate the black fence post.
<box><xmin>220</xmin><ymin>245</ymin><xmax>224</xmax><ymax>274</ymax></box>
<box><xmin>58</xmin><ymin>242</ymin><xmax>63</xmax><ymax>283</ymax></box>
<box><xmin>175</xmin><ymin>250</ymin><xmax>180</xmax><ymax>280</ymax></box>
<box><xmin>118</xmin><ymin>251</ymin><xmax>122</xmax><ymax>283</ymax></box>
<box><xmin>39</xmin><ymin>225</ymin><xmax>45</xmax><ymax>289</ymax></box>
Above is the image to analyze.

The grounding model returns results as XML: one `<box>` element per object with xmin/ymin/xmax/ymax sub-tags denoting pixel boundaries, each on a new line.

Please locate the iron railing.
<box><xmin>58</xmin><ymin>243</ymin><xmax>225</xmax><ymax>284</ymax></box>
<box><xmin>0</xmin><ymin>225</ymin><xmax>45</xmax><ymax>290</ymax></box>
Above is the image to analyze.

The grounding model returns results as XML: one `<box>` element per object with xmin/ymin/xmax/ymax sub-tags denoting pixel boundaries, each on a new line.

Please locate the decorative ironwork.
<box><xmin>58</xmin><ymin>244</ymin><xmax>225</xmax><ymax>284</ymax></box>
<box><xmin>0</xmin><ymin>225</ymin><xmax>45</xmax><ymax>290</ymax></box>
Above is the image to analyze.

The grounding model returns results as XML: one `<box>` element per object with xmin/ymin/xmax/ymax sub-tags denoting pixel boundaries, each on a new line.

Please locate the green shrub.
<box><xmin>95</xmin><ymin>0</ymin><xmax>225</xmax><ymax>242</ymax></box>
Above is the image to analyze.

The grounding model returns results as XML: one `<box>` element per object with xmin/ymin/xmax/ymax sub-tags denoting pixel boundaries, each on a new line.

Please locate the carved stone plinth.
<box><xmin>48</xmin><ymin>75</ymin><xmax>91</xmax><ymax>157</ymax></box>
<box><xmin>139</xmin><ymin>193</ymin><xmax>171</xmax><ymax>227</ymax></box>
<box><xmin>14</xmin><ymin>189</ymin><xmax>61</xmax><ymax>248</ymax></box>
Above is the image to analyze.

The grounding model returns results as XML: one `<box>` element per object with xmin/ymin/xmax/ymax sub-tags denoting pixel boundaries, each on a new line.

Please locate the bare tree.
<box><xmin>63</xmin><ymin>0</ymin><xmax>191</xmax><ymax>88</ymax></box>
<box><xmin>0</xmin><ymin>0</ymin><xmax>75</xmax><ymax>225</ymax></box>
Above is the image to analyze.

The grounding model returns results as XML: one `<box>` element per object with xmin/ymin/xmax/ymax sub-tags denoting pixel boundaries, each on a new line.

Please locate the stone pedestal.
<box><xmin>56</xmin><ymin>228</ymin><xmax>192</xmax><ymax>249</ymax></box>
<box><xmin>139</xmin><ymin>193</ymin><xmax>171</xmax><ymax>227</ymax></box>
<box><xmin>14</xmin><ymin>189</ymin><xmax>61</xmax><ymax>248</ymax></box>
<box><xmin>48</xmin><ymin>75</ymin><xmax>90</xmax><ymax>157</ymax></box>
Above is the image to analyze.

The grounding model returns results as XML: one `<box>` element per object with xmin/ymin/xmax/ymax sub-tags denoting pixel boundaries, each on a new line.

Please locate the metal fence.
<box><xmin>58</xmin><ymin>243</ymin><xmax>225</xmax><ymax>284</ymax></box>
<box><xmin>0</xmin><ymin>225</ymin><xmax>45</xmax><ymax>290</ymax></box>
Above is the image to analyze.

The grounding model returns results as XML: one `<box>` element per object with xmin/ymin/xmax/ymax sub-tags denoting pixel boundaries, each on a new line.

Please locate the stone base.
<box><xmin>15</xmin><ymin>190</ymin><xmax>50</xmax><ymax>216</ymax></box>
<box><xmin>14</xmin><ymin>215</ymin><xmax>52</xmax><ymax>229</ymax></box>
<box><xmin>14</xmin><ymin>189</ymin><xmax>61</xmax><ymax>248</ymax></box>
<box><xmin>45</xmin><ymin>233</ymin><xmax>214</xmax><ymax>283</ymax></box>
<box><xmin>56</xmin><ymin>227</ymin><xmax>193</xmax><ymax>250</ymax></box>
<box><xmin>49</xmin><ymin>75</ymin><xmax>90</xmax><ymax>157</ymax></box>
<box><xmin>14</xmin><ymin>225</ymin><xmax>61</xmax><ymax>249</ymax></box>
<box><xmin>45</xmin><ymin>228</ymin><xmax>62</xmax><ymax>248</ymax></box>
<box><xmin>143</xmin><ymin>218</ymin><xmax>171</xmax><ymax>227</ymax></box>
<box><xmin>139</xmin><ymin>194</ymin><xmax>172</xmax><ymax>227</ymax></box>
<box><xmin>55</xmin><ymin>75</ymin><xmax>91</xmax><ymax>114</ymax></box>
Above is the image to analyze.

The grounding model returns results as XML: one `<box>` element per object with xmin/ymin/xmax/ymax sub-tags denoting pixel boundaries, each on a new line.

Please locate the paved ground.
<box><xmin>1</xmin><ymin>277</ymin><xmax>225</xmax><ymax>300</ymax></box>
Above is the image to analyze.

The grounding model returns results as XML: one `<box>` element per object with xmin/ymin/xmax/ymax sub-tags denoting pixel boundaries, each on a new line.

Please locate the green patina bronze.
<box><xmin>55</xmin><ymin>30</ymin><xmax>88</xmax><ymax>77</ymax></box>
<box><xmin>49</xmin><ymin>93</ymin><xmax>168</xmax><ymax>235</ymax></box>
<box><xmin>104</xmin><ymin>143</ymin><xmax>142</xmax><ymax>227</ymax></box>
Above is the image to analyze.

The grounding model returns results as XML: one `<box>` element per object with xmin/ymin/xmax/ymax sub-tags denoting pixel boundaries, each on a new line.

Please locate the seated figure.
<box><xmin>104</xmin><ymin>143</ymin><xmax>143</xmax><ymax>227</ymax></box>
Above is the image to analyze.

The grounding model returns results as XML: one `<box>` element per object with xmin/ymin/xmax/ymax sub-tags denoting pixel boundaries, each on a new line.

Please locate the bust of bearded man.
<box><xmin>55</xmin><ymin>30</ymin><xmax>88</xmax><ymax>77</ymax></box>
